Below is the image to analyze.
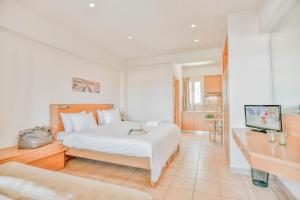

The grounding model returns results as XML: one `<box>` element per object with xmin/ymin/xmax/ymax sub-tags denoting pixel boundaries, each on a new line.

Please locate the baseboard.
<box><xmin>274</xmin><ymin>176</ymin><xmax>298</xmax><ymax>200</ymax></box>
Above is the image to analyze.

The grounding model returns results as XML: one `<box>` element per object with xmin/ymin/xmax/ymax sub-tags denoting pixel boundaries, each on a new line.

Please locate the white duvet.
<box><xmin>62</xmin><ymin>121</ymin><xmax>181</xmax><ymax>182</ymax></box>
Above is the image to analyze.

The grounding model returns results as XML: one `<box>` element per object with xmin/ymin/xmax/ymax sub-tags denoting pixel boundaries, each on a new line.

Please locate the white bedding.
<box><xmin>62</xmin><ymin>121</ymin><xmax>181</xmax><ymax>182</ymax></box>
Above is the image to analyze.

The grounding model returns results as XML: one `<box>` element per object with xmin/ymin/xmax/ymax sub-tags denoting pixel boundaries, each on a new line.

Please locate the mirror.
<box><xmin>270</xmin><ymin>4</ymin><xmax>300</xmax><ymax>113</ymax></box>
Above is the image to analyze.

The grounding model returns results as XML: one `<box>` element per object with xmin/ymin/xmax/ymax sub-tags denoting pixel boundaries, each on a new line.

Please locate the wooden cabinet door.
<box><xmin>204</xmin><ymin>75</ymin><xmax>222</xmax><ymax>94</ymax></box>
<box><xmin>181</xmin><ymin>112</ymin><xmax>194</xmax><ymax>130</ymax></box>
<box><xmin>182</xmin><ymin>112</ymin><xmax>210</xmax><ymax>131</ymax></box>
<box><xmin>193</xmin><ymin>112</ymin><xmax>210</xmax><ymax>131</ymax></box>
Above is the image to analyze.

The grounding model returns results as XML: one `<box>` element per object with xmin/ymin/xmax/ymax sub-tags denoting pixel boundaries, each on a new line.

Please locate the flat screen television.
<box><xmin>244</xmin><ymin>105</ymin><xmax>282</xmax><ymax>132</ymax></box>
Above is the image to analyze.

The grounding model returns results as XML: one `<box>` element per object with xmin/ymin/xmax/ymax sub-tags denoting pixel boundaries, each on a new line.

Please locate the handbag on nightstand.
<box><xmin>18</xmin><ymin>126</ymin><xmax>53</xmax><ymax>149</ymax></box>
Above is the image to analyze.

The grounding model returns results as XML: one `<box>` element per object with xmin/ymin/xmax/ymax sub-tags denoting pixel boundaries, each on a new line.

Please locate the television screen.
<box><xmin>244</xmin><ymin>105</ymin><xmax>282</xmax><ymax>131</ymax></box>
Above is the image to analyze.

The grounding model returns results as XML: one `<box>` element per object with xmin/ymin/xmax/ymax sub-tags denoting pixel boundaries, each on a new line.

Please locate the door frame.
<box><xmin>173</xmin><ymin>77</ymin><xmax>180</xmax><ymax>127</ymax></box>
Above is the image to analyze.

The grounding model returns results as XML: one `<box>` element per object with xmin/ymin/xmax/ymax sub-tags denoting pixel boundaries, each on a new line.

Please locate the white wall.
<box><xmin>119</xmin><ymin>69</ymin><xmax>128</xmax><ymax>119</ymax></box>
<box><xmin>258</xmin><ymin>0</ymin><xmax>299</xmax><ymax>33</ymax></box>
<box><xmin>183</xmin><ymin>64</ymin><xmax>221</xmax><ymax>77</ymax></box>
<box><xmin>0</xmin><ymin>1</ymin><xmax>124</xmax><ymax>148</ymax></box>
<box><xmin>127</xmin><ymin>64</ymin><xmax>174</xmax><ymax>122</ymax></box>
<box><xmin>268</xmin><ymin>2</ymin><xmax>300</xmax><ymax>198</ymax></box>
<box><xmin>0</xmin><ymin>28</ymin><xmax>122</xmax><ymax>148</ymax></box>
<box><xmin>125</xmin><ymin>48</ymin><xmax>222</xmax><ymax>123</ymax></box>
<box><xmin>271</xmin><ymin>3</ymin><xmax>300</xmax><ymax>111</ymax></box>
<box><xmin>227</xmin><ymin>10</ymin><xmax>274</xmax><ymax>170</ymax></box>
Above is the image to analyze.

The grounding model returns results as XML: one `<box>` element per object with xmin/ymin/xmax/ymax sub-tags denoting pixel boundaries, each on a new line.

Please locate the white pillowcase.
<box><xmin>69</xmin><ymin>112</ymin><xmax>98</xmax><ymax>132</ymax></box>
<box><xmin>97</xmin><ymin>109</ymin><xmax>121</xmax><ymax>125</ymax></box>
<box><xmin>84</xmin><ymin>112</ymin><xmax>99</xmax><ymax>130</ymax></box>
<box><xmin>68</xmin><ymin>112</ymin><xmax>86</xmax><ymax>132</ymax></box>
<box><xmin>60</xmin><ymin>112</ymin><xmax>83</xmax><ymax>133</ymax></box>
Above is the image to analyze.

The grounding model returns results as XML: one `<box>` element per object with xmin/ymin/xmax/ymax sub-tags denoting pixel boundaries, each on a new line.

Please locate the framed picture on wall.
<box><xmin>72</xmin><ymin>77</ymin><xmax>100</xmax><ymax>93</ymax></box>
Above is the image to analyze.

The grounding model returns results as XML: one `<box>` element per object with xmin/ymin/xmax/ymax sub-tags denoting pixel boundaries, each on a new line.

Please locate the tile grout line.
<box><xmin>121</xmin><ymin>168</ymin><xmax>137</xmax><ymax>186</ymax></box>
<box><xmin>216</xmin><ymin>151</ymin><xmax>223</xmax><ymax>200</ymax></box>
<box><xmin>240</xmin><ymin>173</ymin><xmax>253</xmax><ymax>200</ymax></box>
<box><xmin>161</xmin><ymin>147</ymin><xmax>182</xmax><ymax>200</ymax></box>
<box><xmin>191</xmin><ymin>148</ymin><xmax>201</xmax><ymax>200</ymax></box>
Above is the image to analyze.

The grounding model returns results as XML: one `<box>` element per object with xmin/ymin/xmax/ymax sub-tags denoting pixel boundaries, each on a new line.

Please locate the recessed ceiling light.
<box><xmin>89</xmin><ymin>3</ymin><xmax>95</xmax><ymax>8</ymax></box>
<box><xmin>194</xmin><ymin>39</ymin><xmax>199</xmax><ymax>42</ymax></box>
<box><xmin>190</xmin><ymin>24</ymin><xmax>196</xmax><ymax>28</ymax></box>
<box><xmin>128</xmin><ymin>36</ymin><xmax>133</xmax><ymax>40</ymax></box>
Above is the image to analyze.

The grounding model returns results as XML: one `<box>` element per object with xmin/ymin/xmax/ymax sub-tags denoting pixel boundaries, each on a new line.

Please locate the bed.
<box><xmin>50</xmin><ymin>104</ymin><xmax>181</xmax><ymax>186</ymax></box>
<box><xmin>0</xmin><ymin>162</ymin><xmax>151</xmax><ymax>200</ymax></box>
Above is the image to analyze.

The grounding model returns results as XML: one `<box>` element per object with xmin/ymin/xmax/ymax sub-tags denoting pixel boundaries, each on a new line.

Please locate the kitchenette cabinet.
<box><xmin>204</xmin><ymin>75</ymin><xmax>222</xmax><ymax>95</ymax></box>
<box><xmin>181</xmin><ymin>111</ymin><xmax>212</xmax><ymax>131</ymax></box>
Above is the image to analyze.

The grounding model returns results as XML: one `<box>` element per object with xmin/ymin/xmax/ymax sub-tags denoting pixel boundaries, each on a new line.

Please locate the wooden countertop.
<box><xmin>232</xmin><ymin>128</ymin><xmax>300</xmax><ymax>182</ymax></box>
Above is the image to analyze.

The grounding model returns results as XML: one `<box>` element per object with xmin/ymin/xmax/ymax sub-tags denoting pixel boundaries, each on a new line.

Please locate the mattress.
<box><xmin>0</xmin><ymin>162</ymin><xmax>152</xmax><ymax>200</ymax></box>
<box><xmin>62</xmin><ymin>121</ymin><xmax>181</xmax><ymax>182</ymax></box>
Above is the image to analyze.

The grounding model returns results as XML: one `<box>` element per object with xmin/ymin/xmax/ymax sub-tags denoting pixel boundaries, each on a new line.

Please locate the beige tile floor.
<box><xmin>60</xmin><ymin>133</ymin><xmax>290</xmax><ymax>200</ymax></box>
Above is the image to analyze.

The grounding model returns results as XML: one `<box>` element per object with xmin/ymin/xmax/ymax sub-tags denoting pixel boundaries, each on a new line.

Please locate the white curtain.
<box><xmin>183</xmin><ymin>77</ymin><xmax>190</xmax><ymax>111</ymax></box>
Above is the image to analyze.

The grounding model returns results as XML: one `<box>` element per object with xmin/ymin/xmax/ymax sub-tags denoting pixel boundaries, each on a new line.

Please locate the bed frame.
<box><xmin>49</xmin><ymin>104</ymin><xmax>179</xmax><ymax>186</ymax></box>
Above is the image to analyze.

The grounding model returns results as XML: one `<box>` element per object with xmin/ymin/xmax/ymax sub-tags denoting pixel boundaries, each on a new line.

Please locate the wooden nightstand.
<box><xmin>0</xmin><ymin>142</ymin><xmax>68</xmax><ymax>170</ymax></box>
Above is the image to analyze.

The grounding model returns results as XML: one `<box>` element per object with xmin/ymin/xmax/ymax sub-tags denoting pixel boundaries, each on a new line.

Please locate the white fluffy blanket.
<box><xmin>0</xmin><ymin>162</ymin><xmax>151</xmax><ymax>200</ymax></box>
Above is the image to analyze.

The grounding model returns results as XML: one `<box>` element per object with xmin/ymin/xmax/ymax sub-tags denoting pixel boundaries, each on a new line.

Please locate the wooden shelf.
<box><xmin>233</xmin><ymin>128</ymin><xmax>300</xmax><ymax>182</ymax></box>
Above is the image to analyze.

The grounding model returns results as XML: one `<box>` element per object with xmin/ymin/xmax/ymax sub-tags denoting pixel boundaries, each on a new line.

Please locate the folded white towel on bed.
<box><xmin>146</xmin><ymin>121</ymin><xmax>162</xmax><ymax>127</ymax></box>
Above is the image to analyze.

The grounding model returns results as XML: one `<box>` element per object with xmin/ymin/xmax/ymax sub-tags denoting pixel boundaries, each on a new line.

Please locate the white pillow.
<box><xmin>84</xmin><ymin>112</ymin><xmax>98</xmax><ymax>129</ymax></box>
<box><xmin>60</xmin><ymin>113</ymin><xmax>74</xmax><ymax>133</ymax></box>
<box><xmin>112</xmin><ymin>109</ymin><xmax>122</xmax><ymax>122</ymax></box>
<box><xmin>69</xmin><ymin>112</ymin><xmax>98</xmax><ymax>132</ymax></box>
<box><xmin>60</xmin><ymin>111</ymin><xmax>86</xmax><ymax>132</ymax></box>
<box><xmin>97</xmin><ymin>109</ymin><xmax>121</xmax><ymax>125</ymax></box>
<box><xmin>68</xmin><ymin>112</ymin><xmax>86</xmax><ymax>132</ymax></box>
<box><xmin>96</xmin><ymin>109</ymin><xmax>105</xmax><ymax>124</ymax></box>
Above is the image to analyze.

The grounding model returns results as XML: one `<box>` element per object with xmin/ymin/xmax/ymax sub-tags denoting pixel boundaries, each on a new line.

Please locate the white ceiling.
<box><xmin>17</xmin><ymin>0</ymin><xmax>260</xmax><ymax>59</ymax></box>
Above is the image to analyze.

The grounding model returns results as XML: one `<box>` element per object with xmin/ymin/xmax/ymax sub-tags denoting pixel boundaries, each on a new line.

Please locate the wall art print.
<box><xmin>72</xmin><ymin>77</ymin><xmax>100</xmax><ymax>93</ymax></box>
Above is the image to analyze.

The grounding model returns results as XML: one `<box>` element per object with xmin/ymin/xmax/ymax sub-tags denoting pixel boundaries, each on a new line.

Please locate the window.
<box><xmin>189</xmin><ymin>80</ymin><xmax>203</xmax><ymax>105</ymax></box>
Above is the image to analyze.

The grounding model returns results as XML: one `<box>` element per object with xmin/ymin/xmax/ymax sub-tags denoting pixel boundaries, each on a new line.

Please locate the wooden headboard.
<box><xmin>49</xmin><ymin>104</ymin><xmax>113</xmax><ymax>137</ymax></box>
